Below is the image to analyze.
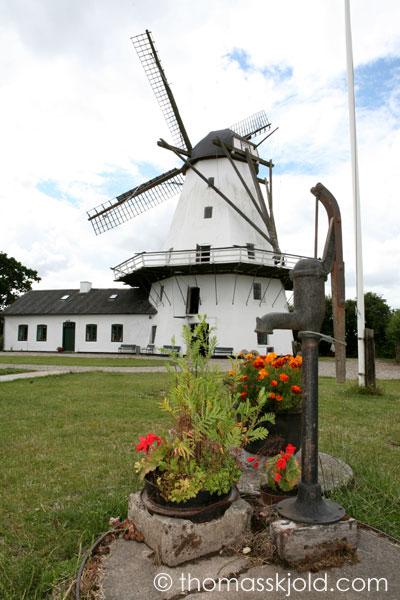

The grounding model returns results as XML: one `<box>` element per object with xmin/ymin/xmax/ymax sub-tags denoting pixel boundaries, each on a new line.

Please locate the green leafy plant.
<box><xmin>262</xmin><ymin>443</ymin><xmax>301</xmax><ymax>492</ymax></box>
<box><xmin>134</xmin><ymin>317</ymin><xmax>274</xmax><ymax>503</ymax></box>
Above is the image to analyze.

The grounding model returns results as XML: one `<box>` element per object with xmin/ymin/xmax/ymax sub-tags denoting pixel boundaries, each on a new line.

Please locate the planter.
<box><xmin>142</xmin><ymin>475</ymin><xmax>239</xmax><ymax>523</ymax></box>
<box><xmin>260</xmin><ymin>484</ymin><xmax>297</xmax><ymax>507</ymax></box>
<box><xmin>245</xmin><ymin>410</ymin><xmax>302</xmax><ymax>456</ymax></box>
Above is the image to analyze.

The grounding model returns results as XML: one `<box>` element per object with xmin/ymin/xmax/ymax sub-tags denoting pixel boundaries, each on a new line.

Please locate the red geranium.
<box><xmin>135</xmin><ymin>433</ymin><xmax>162</xmax><ymax>454</ymax></box>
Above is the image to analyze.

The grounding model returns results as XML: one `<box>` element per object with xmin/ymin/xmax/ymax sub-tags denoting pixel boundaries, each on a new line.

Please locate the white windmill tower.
<box><xmin>87</xmin><ymin>31</ymin><xmax>301</xmax><ymax>354</ymax></box>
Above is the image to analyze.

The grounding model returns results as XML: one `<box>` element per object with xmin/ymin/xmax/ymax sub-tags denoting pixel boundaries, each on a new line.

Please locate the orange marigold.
<box><xmin>228</xmin><ymin>370</ymin><xmax>236</xmax><ymax>377</ymax></box>
<box><xmin>257</xmin><ymin>368</ymin><xmax>269</xmax><ymax>380</ymax></box>
<box><xmin>268</xmin><ymin>392</ymin><xmax>276</xmax><ymax>399</ymax></box>
<box><xmin>279</xmin><ymin>373</ymin><xmax>289</xmax><ymax>382</ymax></box>
<box><xmin>265</xmin><ymin>352</ymin><xmax>277</xmax><ymax>364</ymax></box>
<box><xmin>291</xmin><ymin>385</ymin><xmax>302</xmax><ymax>394</ymax></box>
<box><xmin>276</xmin><ymin>394</ymin><xmax>283</xmax><ymax>401</ymax></box>
<box><xmin>253</xmin><ymin>356</ymin><xmax>265</xmax><ymax>369</ymax></box>
<box><xmin>245</xmin><ymin>353</ymin><xmax>254</xmax><ymax>360</ymax></box>
<box><xmin>271</xmin><ymin>379</ymin><xmax>278</xmax><ymax>387</ymax></box>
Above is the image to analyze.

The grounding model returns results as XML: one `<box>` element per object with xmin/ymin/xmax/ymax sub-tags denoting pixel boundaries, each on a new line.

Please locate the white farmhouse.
<box><xmin>3</xmin><ymin>282</ymin><xmax>155</xmax><ymax>353</ymax></box>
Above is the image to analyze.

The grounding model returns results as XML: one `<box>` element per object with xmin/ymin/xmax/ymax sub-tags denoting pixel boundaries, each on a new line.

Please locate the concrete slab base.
<box><xmin>101</xmin><ymin>528</ymin><xmax>400</xmax><ymax>599</ymax></box>
<box><xmin>271</xmin><ymin>518</ymin><xmax>358</xmax><ymax>565</ymax></box>
<box><xmin>127</xmin><ymin>492</ymin><xmax>252</xmax><ymax>567</ymax></box>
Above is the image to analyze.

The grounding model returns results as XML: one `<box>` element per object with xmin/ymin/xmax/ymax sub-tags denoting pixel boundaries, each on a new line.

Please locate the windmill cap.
<box><xmin>187</xmin><ymin>128</ymin><xmax>255</xmax><ymax>170</ymax></box>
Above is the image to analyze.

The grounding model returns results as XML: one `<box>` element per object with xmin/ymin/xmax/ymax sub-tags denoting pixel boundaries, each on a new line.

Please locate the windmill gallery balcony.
<box><xmin>112</xmin><ymin>246</ymin><xmax>309</xmax><ymax>290</ymax></box>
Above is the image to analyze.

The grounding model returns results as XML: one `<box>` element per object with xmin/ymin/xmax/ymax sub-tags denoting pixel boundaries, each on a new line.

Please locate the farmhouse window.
<box><xmin>18</xmin><ymin>324</ymin><xmax>28</xmax><ymax>341</ymax></box>
<box><xmin>253</xmin><ymin>282</ymin><xmax>262</xmax><ymax>300</ymax></box>
<box><xmin>111</xmin><ymin>324</ymin><xmax>123</xmax><ymax>342</ymax></box>
<box><xmin>204</xmin><ymin>206</ymin><xmax>213</xmax><ymax>219</ymax></box>
<box><xmin>150</xmin><ymin>325</ymin><xmax>157</xmax><ymax>344</ymax></box>
<box><xmin>36</xmin><ymin>324</ymin><xmax>47</xmax><ymax>342</ymax></box>
<box><xmin>86</xmin><ymin>324</ymin><xmax>97</xmax><ymax>342</ymax></box>
<box><xmin>186</xmin><ymin>287</ymin><xmax>200</xmax><ymax>314</ymax></box>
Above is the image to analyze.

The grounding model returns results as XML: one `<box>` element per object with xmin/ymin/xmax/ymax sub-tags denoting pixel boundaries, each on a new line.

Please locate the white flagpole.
<box><xmin>344</xmin><ymin>0</ymin><xmax>365</xmax><ymax>386</ymax></box>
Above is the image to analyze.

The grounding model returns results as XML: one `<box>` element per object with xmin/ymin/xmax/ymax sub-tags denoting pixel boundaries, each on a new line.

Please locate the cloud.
<box><xmin>0</xmin><ymin>0</ymin><xmax>399</xmax><ymax>308</ymax></box>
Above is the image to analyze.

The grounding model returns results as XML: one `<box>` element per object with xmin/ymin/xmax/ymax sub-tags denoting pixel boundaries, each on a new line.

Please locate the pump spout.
<box><xmin>256</xmin><ymin>312</ymin><xmax>301</xmax><ymax>336</ymax></box>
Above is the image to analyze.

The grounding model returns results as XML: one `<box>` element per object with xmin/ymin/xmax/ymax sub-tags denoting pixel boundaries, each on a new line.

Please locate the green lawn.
<box><xmin>0</xmin><ymin>373</ymin><xmax>399</xmax><ymax>599</ymax></box>
<box><xmin>0</xmin><ymin>355</ymin><xmax>168</xmax><ymax>367</ymax></box>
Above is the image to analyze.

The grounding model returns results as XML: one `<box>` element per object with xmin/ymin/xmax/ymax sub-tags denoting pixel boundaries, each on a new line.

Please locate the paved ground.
<box><xmin>0</xmin><ymin>354</ymin><xmax>399</xmax><ymax>382</ymax></box>
<box><xmin>101</xmin><ymin>527</ymin><xmax>400</xmax><ymax>599</ymax></box>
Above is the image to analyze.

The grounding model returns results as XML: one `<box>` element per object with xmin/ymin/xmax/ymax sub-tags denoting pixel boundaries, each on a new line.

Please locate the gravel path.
<box><xmin>1</xmin><ymin>357</ymin><xmax>399</xmax><ymax>382</ymax></box>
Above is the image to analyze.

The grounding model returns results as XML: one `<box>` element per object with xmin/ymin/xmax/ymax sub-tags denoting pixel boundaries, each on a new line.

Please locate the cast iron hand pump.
<box><xmin>256</xmin><ymin>183</ymin><xmax>345</xmax><ymax>524</ymax></box>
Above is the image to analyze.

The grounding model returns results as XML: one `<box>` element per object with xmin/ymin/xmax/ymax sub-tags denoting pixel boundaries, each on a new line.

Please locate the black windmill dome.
<box><xmin>87</xmin><ymin>29</ymin><xmax>278</xmax><ymax>251</ymax></box>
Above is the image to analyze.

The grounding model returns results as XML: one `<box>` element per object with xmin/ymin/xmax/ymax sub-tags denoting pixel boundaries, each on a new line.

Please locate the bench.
<box><xmin>162</xmin><ymin>344</ymin><xmax>181</xmax><ymax>355</ymax></box>
<box><xmin>118</xmin><ymin>344</ymin><xmax>140</xmax><ymax>354</ymax></box>
<box><xmin>213</xmin><ymin>346</ymin><xmax>234</xmax><ymax>357</ymax></box>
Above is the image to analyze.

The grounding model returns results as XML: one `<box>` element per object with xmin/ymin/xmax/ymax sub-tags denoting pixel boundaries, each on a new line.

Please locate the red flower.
<box><xmin>276</xmin><ymin>457</ymin><xmax>287</xmax><ymax>470</ymax></box>
<box><xmin>276</xmin><ymin>394</ymin><xmax>283</xmax><ymax>401</ymax></box>
<box><xmin>253</xmin><ymin>461</ymin><xmax>259</xmax><ymax>469</ymax></box>
<box><xmin>291</xmin><ymin>385</ymin><xmax>302</xmax><ymax>394</ymax></box>
<box><xmin>286</xmin><ymin>443</ymin><xmax>296</xmax><ymax>456</ymax></box>
<box><xmin>240</xmin><ymin>391</ymin><xmax>247</xmax><ymax>399</ymax></box>
<box><xmin>279</xmin><ymin>373</ymin><xmax>289</xmax><ymax>382</ymax></box>
<box><xmin>135</xmin><ymin>433</ymin><xmax>162</xmax><ymax>453</ymax></box>
<box><xmin>246</xmin><ymin>456</ymin><xmax>256</xmax><ymax>463</ymax></box>
<box><xmin>271</xmin><ymin>380</ymin><xmax>278</xmax><ymax>387</ymax></box>
<box><xmin>274</xmin><ymin>472</ymin><xmax>282</xmax><ymax>482</ymax></box>
<box><xmin>240</xmin><ymin>375</ymin><xmax>248</xmax><ymax>381</ymax></box>
<box><xmin>268</xmin><ymin>392</ymin><xmax>276</xmax><ymax>400</ymax></box>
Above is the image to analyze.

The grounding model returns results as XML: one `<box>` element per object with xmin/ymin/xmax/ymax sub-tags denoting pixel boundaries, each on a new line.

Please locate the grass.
<box><xmin>0</xmin><ymin>373</ymin><xmax>399</xmax><ymax>598</ymax></box>
<box><xmin>0</xmin><ymin>355</ymin><xmax>169</xmax><ymax>367</ymax></box>
<box><xmin>0</xmin><ymin>368</ymin><xmax>34</xmax><ymax>376</ymax></box>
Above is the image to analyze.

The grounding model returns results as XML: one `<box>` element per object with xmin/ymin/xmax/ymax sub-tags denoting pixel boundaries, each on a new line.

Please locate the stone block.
<box><xmin>271</xmin><ymin>518</ymin><xmax>358</xmax><ymax>565</ymax></box>
<box><xmin>128</xmin><ymin>492</ymin><xmax>252</xmax><ymax>567</ymax></box>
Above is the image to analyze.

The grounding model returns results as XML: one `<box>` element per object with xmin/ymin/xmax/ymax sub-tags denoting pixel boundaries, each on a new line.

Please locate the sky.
<box><xmin>0</xmin><ymin>0</ymin><xmax>399</xmax><ymax>308</ymax></box>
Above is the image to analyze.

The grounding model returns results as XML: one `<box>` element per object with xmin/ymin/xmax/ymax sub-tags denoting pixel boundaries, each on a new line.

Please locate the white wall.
<box><xmin>149</xmin><ymin>273</ymin><xmax>292</xmax><ymax>354</ymax></box>
<box><xmin>164</xmin><ymin>158</ymin><xmax>273</xmax><ymax>252</ymax></box>
<box><xmin>3</xmin><ymin>314</ymin><xmax>153</xmax><ymax>353</ymax></box>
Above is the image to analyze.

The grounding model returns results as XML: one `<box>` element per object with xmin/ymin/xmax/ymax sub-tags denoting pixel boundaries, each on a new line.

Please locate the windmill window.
<box><xmin>18</xmin><ymin>324</ymin><xmax>28</xmax><ymax>341</ymax></box>
<box><xmin>246</xmin><ymin>243</ymin><xmax>255</xmax><ymax>259</ymax></box>
<box><xmin>207</xmin><ymin>177</ymin><xmax>214</xmax><ymax>187</ymax></box>
<box><xmin>196</xmin><ymin>244</ymin><xmax>211</xmax><ymax>263</ymax></box>
<box><xmin>109</xmin><ymin>293</ymin><xmax>118</xmax><ymax>300</ymax></box>
<box><xmin>159</xmin><ymin>285</ymin><xmax>164</xmax><ymax>302</ymax></box>
<box><xmin>86</xmin><ymin>324</ymin><xmax>97</xmax><ymax>342</ymax></box>
<box><xmin>60</xmin><ymin>294</ymin><xmax>70</xmax><ymax>300</ymax></box>
<box><xmin>257</xmin><ymin>331</ymin><xmax>269</xmax><ymax>345</ymax></box>
<box><xmin>111</xmin><ymin>324</ymin><xmax>123</xmax><ymax>343</ymax></box>
<box><xmin>253</xmin><ymin>282</ymin><xmax>262</xmax><ymax>300</ymax></box>
<box><xmin>186</xmin><ymin>287</ymin><xmax>200</xmax><ymax>314</ymax></box>
<box><xmin>36</xmin><ymin>324</ymin><xmax>47</xmax><ymax>342</ymax></box>
<box><xmin>204</xmin><ymin>206</ymin><xmax>213</xmax><ymax>219</ymax></box>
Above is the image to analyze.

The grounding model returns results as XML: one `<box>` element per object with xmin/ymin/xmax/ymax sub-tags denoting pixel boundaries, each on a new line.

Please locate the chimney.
<box><xmin>80</xmin><ymin>281</ymin><xmax>92</xmax><ymax>294</ymax></box>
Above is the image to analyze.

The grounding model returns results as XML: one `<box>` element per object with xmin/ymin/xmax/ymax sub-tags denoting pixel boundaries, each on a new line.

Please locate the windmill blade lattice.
<box><xmin>132</xmin><ymin>31</ymin><xmax>191</xmax><ymax>152</ymax></box>
<box><xmin>230</xmin><ymin>110</ymin><xmax>271</xmax><ymax>140</ymax></box>
<box><xmin>87</xmin><ymin>168</ymin><xmax>184</xmax><ymax>235</ymax></box>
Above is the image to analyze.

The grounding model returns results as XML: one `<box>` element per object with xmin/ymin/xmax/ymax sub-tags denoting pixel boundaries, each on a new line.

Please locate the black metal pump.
<box><xmin>255</xmin><ymin>187</ymin><xmax>346</xmax><ymax>524</ymax></box>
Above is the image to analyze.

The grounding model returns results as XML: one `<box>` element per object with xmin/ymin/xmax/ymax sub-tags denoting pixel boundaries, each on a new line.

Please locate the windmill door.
<box><xmin>62</xmin><ymin>322</ymin><xmax>76</xmax><ymax>352</ymax></box>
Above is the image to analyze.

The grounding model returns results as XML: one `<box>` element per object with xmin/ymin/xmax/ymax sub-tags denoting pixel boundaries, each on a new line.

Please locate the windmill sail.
<box><xmin>87</xmin><ymin>168</ymin><xmax>184</xmax><ymax>235</ymax></box>
<box><xmin>132</xmin><ymin>30</ymin><xmax>192</xmax><ymax>152</ymax></box>
<box><xmin>230</xmin><ymin>110</ymin><xmax>271</xmax><ymax>140</ymax></box>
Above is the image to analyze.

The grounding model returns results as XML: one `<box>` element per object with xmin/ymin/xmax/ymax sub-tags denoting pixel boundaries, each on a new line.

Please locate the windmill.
<box><xmin>87</xmin><ymin>30</ymin><xmax>301</xmax><ymax>354</ymax></box>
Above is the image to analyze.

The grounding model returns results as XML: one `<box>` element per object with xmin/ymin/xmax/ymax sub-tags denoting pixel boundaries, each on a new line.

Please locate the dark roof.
<box><xmin>3</xmin><ymin>288</ymin><xmax>156</xmax><ymax>316</ymax></box>
<box><xmin>190</xmin><ymin>129</ymin><xmax>237</xmax><ymax>164</ymax></box>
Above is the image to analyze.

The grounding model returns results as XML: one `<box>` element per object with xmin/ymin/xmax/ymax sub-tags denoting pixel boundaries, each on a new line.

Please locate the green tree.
<box><xmin>0</xmin><ymin>252</ymin><xmax>41</xmax><ymax>311</ymax></box>
<box><xmin>320</xmin><ymin>293</ymin><xmax>391</xmax><ymax>358</ymax></box>
<box><xmin>364</xmin><ymin>292</ymin><xmax>391</xmax><ymax>357</ymax></box>
<box><xmin>386</xmin><ymin>309</ymin><xmax>400</xmax><ymax>362</ymax></box>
